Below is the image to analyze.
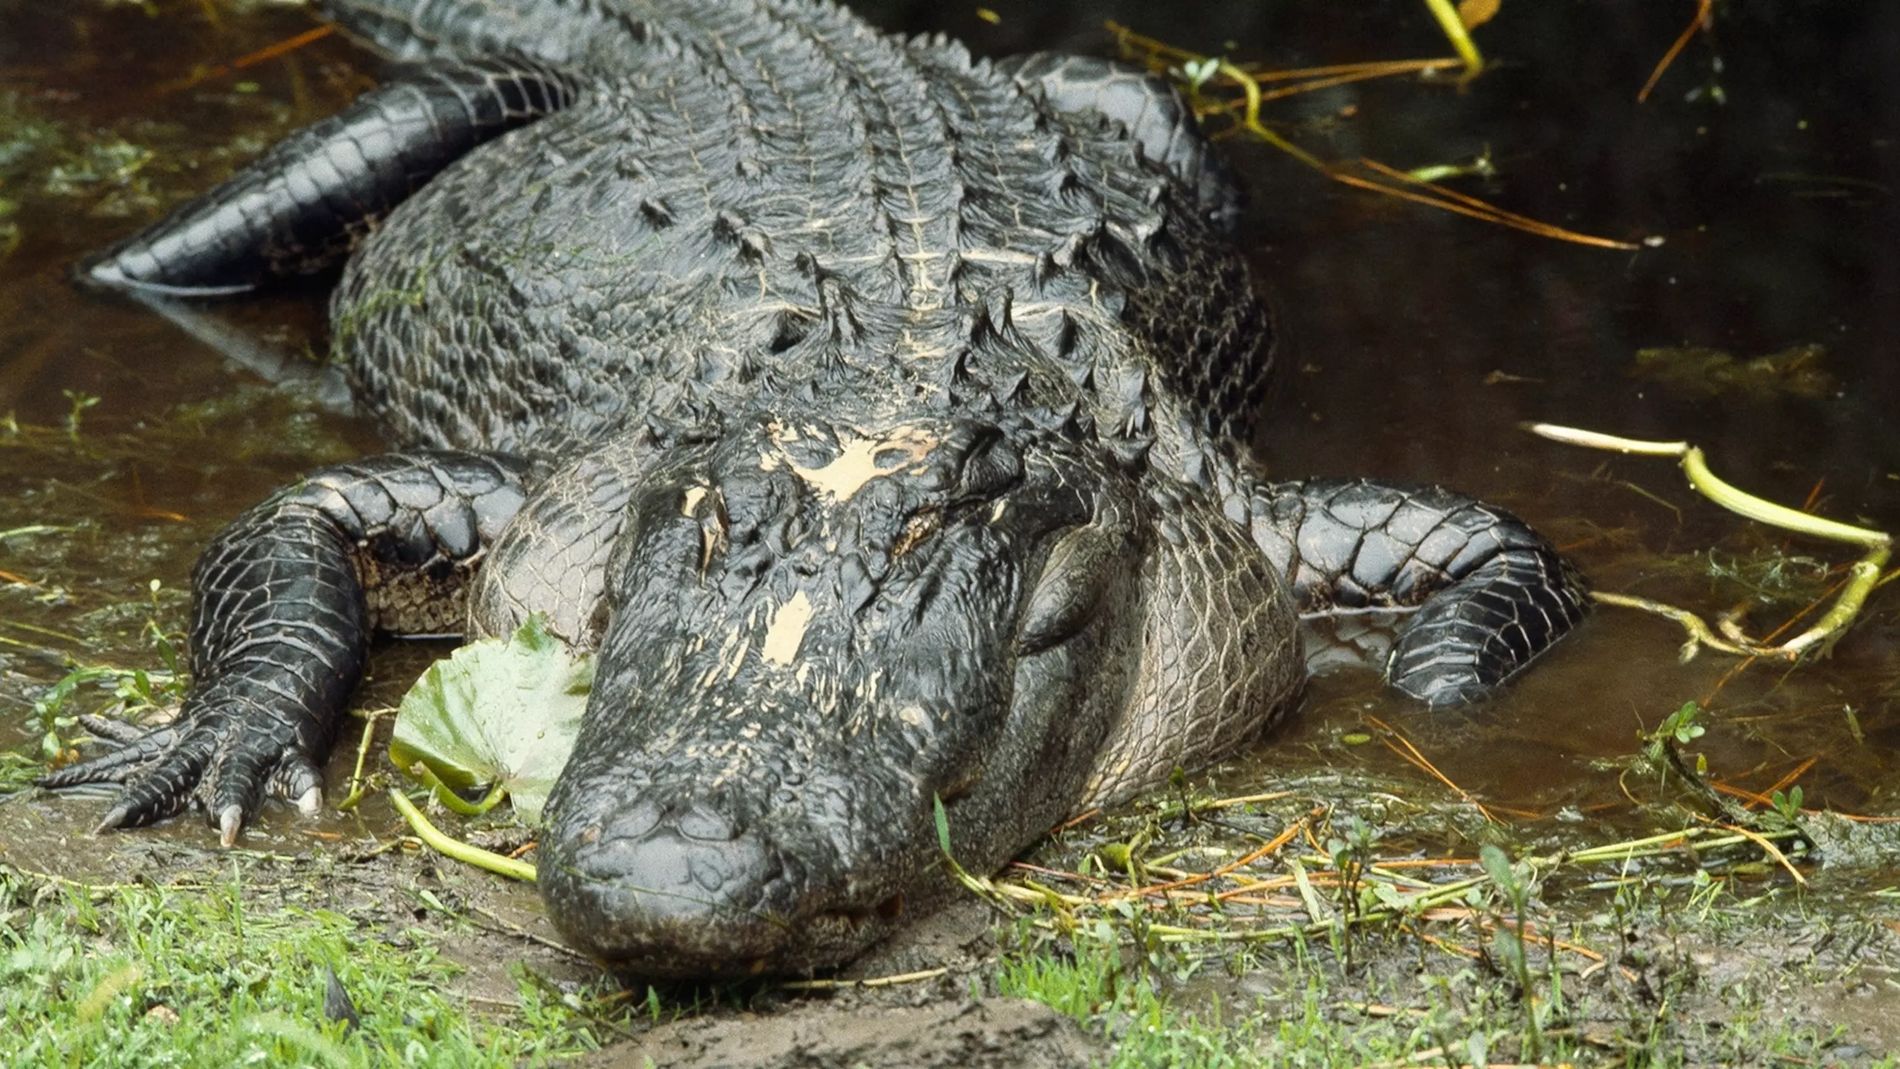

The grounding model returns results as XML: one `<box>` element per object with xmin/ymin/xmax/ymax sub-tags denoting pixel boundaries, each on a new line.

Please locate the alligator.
<box><xmin>51</xmin><ymin>0</ymin><xmax>1588</xmax><ymax>976</ymax></box>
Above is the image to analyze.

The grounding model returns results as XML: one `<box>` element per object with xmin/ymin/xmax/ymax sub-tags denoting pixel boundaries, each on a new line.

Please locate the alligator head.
<box><xmin>536</xmin><ymin>414</ymin><xmax>1158</xmax><ymax>976</ymax></box>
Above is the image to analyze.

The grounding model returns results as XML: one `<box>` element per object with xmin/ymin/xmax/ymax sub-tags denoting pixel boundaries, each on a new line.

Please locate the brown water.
<box><xmin>1</xmin><ymin>1</ymin><xmax>1896</xmax><ymax>852</ymax></box>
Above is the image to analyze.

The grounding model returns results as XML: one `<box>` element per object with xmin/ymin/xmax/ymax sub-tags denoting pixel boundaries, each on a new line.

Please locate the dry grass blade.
<box><xmin>1107</xmin><ymin>21</ymin><xmax>1641</xmax><ymax>250</ymax></box>
<box><xmin>1114</xmin><ymin>807</ymin><xmax>1318</xmax><ymax>901</ymax></box>
<box><xmin>1363</xmin><ymin>714</ymin><xmax>1501</xmax><ymax>824</ymax></box>
<box><xmin>1638</xmin><ymin>0</ymin><xmax>1716</xmax><ymax>103</ymax></box>
<box><xmin>1352</xmin><ymin>158</ymin><xmax>1641</xmax><ymax>250</ymax></box>
<box><xmin>954</xmin><ymin>809</ymin><xmax>1808</xmax><ymax>968</ymax></box>
<box><xmin>1709</xmin><ymin>819</ymin><xmax>1806</xmax><ymax>885</ymax></box>
<box><xmin>158</xmin><ymin>24</ymin><xmax>338</xmax><ymax>96</ymax></box>
<box><xmin>1755</xmin><ymin>756</ymin><xmax>1818</xmax><ymax>807</ymax></box>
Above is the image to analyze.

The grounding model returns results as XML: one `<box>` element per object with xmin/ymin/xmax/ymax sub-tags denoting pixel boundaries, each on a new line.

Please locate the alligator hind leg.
<box><xmin>83</xmin><ymin>60</ymin><xmax>579</xmax><ymax>296</ymax></box>
<box><xmin>40</xmin><ymin>452</ymin><xmax>532</xmax><ymax>843</ymax></box>
<box><xmin>1246</xmin><ymin>480</ymin><xmax>1589</xmax><ymax>706</ymax></box>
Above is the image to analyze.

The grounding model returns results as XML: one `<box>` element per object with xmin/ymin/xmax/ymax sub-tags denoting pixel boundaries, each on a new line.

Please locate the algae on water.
<box><xmin>1631</xmin><ymin>342</ymin><xmax>1836</xmax><ymax>399</ymax></box>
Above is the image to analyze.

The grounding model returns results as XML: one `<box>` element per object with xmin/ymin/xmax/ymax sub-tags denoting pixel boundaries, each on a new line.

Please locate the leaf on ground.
<box><xmin>389</xmin><ymin>616</ymin><xmax>592</xmax><ymax>825</ymax></box>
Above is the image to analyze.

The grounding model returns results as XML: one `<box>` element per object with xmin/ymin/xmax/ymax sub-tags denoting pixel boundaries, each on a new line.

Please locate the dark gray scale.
<box><xmin>1243</xmin><ymin>479</ymin><xmax>1590</xmax><ymax>706</ymax></box>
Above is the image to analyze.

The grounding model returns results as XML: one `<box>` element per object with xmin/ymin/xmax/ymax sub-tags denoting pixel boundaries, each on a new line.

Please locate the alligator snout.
<box><xmin>539</xmin><ymin>792</ymin><xmax>802</xmax><ymax>973</ymax></box>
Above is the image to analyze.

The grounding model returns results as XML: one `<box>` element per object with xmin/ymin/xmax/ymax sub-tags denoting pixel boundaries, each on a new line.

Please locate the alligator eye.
<box><xmin>891</xmin><ymin>507</ymin><xmax>940</xmax><ymax>559</ymax></box>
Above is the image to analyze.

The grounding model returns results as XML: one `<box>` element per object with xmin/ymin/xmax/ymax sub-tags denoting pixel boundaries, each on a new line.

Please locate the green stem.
<box><xmin>403</xmin><ymin>761</ymin><xmax>507</xmax><ymax>816</ymax></box>
<box><xmin>386</xmin><ymin>788</ymin><xmax>537</xmax><ymax>882</ymax></box>
<box><xmin>1527</xmin><ymin>422</ymin><xmax>1893</xmax><ymax>659</ymax></box>
<box><xmin>1419</xmin><ymin>0</ymin><xmax>1484</xmax><ymax>79</ymax></box>
<box><xmin>334</xmin><ymin>709</ymin><xmax>391</xmax><ymax>813</ymax></box>
<box><xmin>1681</xmin><ymin>446</ymin><xmax>1890</xmax><ymax>549</ymax></box>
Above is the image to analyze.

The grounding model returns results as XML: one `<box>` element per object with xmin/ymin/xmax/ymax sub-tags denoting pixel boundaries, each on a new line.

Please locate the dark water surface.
<box><xmin>2</xmin><ymin>1</ymin><xmax>1896</xmax><ymax>852</ymax></box>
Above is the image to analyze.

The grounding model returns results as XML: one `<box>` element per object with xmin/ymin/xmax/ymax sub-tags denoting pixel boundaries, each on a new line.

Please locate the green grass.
<box><xmin>0</xmin><ymin>866</ymin><xmax>604</xmax><ymax>1068</ymax></box>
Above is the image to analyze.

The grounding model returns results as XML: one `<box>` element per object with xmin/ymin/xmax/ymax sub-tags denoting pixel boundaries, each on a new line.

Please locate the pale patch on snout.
<box><xmin>762</xmin><ymin>589</ymin><xmax>815</xmax><ymax>666</ymax></box>
<box><xmin>764</xmin><ymin>424</ymin><xmax>940</xmax><ymax>501</ymax></box>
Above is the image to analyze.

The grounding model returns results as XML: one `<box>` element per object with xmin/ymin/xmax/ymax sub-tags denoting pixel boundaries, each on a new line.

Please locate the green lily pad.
<box><xmin>389</xmin><ymin>616</ymin><xmax>593</xmax><ymax>825</ymax></box>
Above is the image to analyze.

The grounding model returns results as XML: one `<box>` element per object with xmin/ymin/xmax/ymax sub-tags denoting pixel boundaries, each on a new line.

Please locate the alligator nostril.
<box><xmin>675</xmin><ymin>802</ymin><xmax>738</xmax><ymax>842</ymax></box>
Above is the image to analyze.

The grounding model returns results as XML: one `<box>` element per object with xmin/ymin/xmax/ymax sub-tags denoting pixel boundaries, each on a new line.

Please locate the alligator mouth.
<box><xmin>814</xmin><ymin>892</ymin><xmax>907</xmax><ymax>931</ymax></box>
<box><xmin>543</xmin><ymin>882</ymin><xmax>911</xmax><ymax>978</ymax></box>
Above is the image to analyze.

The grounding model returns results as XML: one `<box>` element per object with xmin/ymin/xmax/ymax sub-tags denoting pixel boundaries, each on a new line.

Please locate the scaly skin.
<box><xmin>56</xmin><ymin>0</ymin><xmax>1589</xmax><ymax>976</ymax></box>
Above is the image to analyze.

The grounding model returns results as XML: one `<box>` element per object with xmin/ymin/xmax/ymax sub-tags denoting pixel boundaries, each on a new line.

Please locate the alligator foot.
<box><xmin>1247</xmin><ymin>479</ymin><xmax>1589</xmax><ymax>706</ymax></box>
<box><xmin>47</xmin><ymin>705</ymin><xmax>327</xmax><ymax>845</ymax></box>
<box><xmin>40</xmin><ymin>452</ymin><xmax>534</xmax><ymax>842</ymax></box>
<box><xmin>82</xmin><ymin>59</ymin><xmax>580</xmax><ymax>295</ymax></box>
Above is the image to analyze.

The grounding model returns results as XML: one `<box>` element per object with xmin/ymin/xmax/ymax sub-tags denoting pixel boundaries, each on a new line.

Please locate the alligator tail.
<box><xmin>81</xmin><ymin>59</ymin><xmax>581</xmax><ymax>296</ymax></box>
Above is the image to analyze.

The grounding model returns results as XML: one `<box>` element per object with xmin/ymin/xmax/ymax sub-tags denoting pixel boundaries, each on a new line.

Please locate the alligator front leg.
<box><xmin>41</xmin><ymin>452</ymin><xmax>532</xmax><ymax>843</ymax></box>
<box><xmin>1246</xmin><ymin>480</ymin><xmax>1589</xmax><ymax>707</ymax></box>
<box><xmin>83</xmin><ymin>59</ymin><xmax>579</xmax><ymax>295</ymax></box>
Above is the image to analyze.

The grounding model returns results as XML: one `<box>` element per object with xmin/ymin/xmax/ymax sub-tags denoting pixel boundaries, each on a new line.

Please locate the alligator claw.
<box><xmin>218</xmin><ymin>805</ymin><xmax>244</xmax><ymax>848</ymax></box>
<box><xmin>90</xmin><ymin>760</ymin><xmax>199</xmax><ymax>833</ymax></box>
<box><xmin>294</xmin><ymin>786</ymin><xmax>324</xmax><ymax>818</ymax></box>
<box><xmin>270</xmin><ymin>752</ymin><xmax>326</xmax><ymax>816</ymax></box>
<box><xmin>42</xmin><ymin>722</ymin><xmax>181</xmax><ymax>786</ymax></box>
<box><xmin>76</xmin><ymin>712</ymin><xmax>165</xmax><ymax>745</ymax></box>
<box><xmin>94</xmin><ymin>803</ymin><xmax>132</xmax><ymax>835</ymax></box>
<box><xmin>43</xmin><ymin>700</ymin><xmax>328</xmax><ymax>845</ymax></box>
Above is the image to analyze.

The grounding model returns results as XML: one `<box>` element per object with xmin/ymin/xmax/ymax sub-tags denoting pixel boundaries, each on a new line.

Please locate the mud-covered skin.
<box><xmin>57</xmin><ymin>0</ymin><xmax>1588</xmax><ymax>975</ymax></box>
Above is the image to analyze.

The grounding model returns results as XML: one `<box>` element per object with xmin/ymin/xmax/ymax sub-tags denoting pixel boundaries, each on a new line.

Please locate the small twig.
<box><xmin>781</xmin><ymin>966</ymin><xmax>950</xmax><ymax>991</ymax></box>
<box><xmin>467</xmin><ymin>904</ymin><xmax>588</xmax><ymax>960</ymax></box>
